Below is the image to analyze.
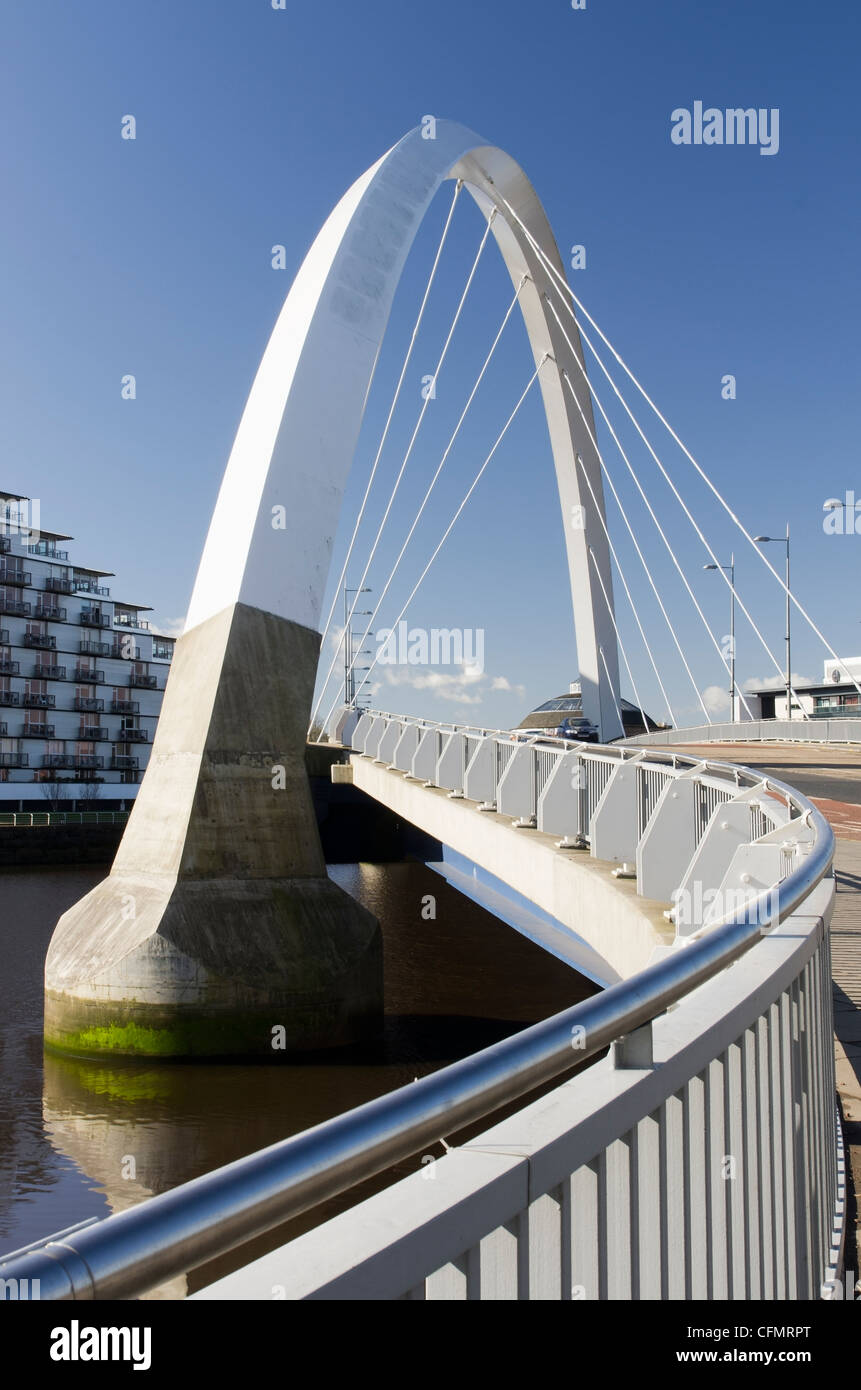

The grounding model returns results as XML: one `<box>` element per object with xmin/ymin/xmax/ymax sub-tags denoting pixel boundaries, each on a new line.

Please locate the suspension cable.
<box><xmin>335</xmin><ymin>277</ymin><xmax>528</xmax><ymax>723</ymax></box>
<box><xmin>315</xmin><ymin>180</ymin><xmax>464</xmax><ymax>678</ymax></box>
<box><xmin>559</xmin><ymin>363</ymin><xmax>708</xmax><ymax>722</ymax></box>
<box><xmin>547</xmin><ymin>297</ymin><xmax>753</xmax><ymax>721</ymax></box>
<box><xmin>497</xmin><ymin>189</ymin><xmax>849</xmax><ymax>710</ymax></box>
<box><xmin>318</xmin><ymin>359</ymin><xmax>547</xmax><ymax>734</ymax></box>
<box><xmin>310</xmin><ymin>204</ymin><xmax>497</xmax><ymax>734</ymax></box>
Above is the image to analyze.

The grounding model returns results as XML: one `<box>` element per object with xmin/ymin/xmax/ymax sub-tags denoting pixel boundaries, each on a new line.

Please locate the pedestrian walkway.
<box><xmin>831</xmin><ymin>840</ymin><xmax>861</xmax><ymax>1285</ymax></box>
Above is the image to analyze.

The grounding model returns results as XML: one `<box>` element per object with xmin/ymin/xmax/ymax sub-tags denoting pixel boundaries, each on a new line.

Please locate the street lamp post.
<box><xmin>704</xmin><ymin>555</ymin><xmax>735</xmax><ymax>720</ymax></box>
<box><xmin>754</xmin><ymin>525</ymin><xmax>791</xmax><ymax>721</ymax></box>
<box><xmin>344</xmin><ymin>587</ymin><xmax>373</xmax><ymax>707</ymax></box>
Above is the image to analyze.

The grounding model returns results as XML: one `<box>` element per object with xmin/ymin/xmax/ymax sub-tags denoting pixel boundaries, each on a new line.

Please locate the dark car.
<box><xmin>552</xmin><ymin>716</ymin><xmax>599</xmax><ymax>742</ymax></box>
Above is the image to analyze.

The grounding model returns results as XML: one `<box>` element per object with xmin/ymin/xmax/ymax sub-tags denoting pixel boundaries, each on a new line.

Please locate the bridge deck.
<box><xmin>678</xmin><ymin>741</ymin><xmax>861</xmax><ymax>1285</ymax></box>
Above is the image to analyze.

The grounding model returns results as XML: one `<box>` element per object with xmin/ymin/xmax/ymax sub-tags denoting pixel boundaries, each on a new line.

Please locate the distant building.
<box><xmin>0</xmin><ymin>490</ymin><xmax>175</xmax><ymax>809</ymax></box>
<box><xmin>517</xmin><ymin>681</ymin><xmax>665</xmax><ymax>739</ymax></box>
<box><xmin>745</xmin><ymin>659</ymin><xmax>861</xmax><ymax>722</ymax></box>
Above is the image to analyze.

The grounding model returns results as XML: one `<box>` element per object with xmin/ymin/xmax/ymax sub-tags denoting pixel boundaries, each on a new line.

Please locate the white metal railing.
<box><xmin>0</xmin><ymin>711</ymin><xmax>839</xmax><ymax>1301</ymax></box>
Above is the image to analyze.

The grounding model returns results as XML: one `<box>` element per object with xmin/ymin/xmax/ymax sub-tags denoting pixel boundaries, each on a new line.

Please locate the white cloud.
<box><xmin>379</xmin><ymin>663</ymin><xmax>525</xmax><ymax>707</ymax></box>
<box><xmin>701</xmin><ymin>684</ymin><xmax>731</xmax><ymax>714</ymax></box>
<box><xmin>742</xmin><ymin>671</ymin><xmax>813</xmax><ymax>692</ymax></box>
<box><xmin>153</xmin><ymin>615</ymin><xmax>186</xmax><ymax>637</ymax></box>
<box><xmin>491</xmin><ymin>675</ymin><xmax>526</xmax><ymax>695</ymax></box>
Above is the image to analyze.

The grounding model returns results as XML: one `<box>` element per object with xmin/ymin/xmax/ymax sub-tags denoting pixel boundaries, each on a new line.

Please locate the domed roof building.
<box><xmin>516</xmin><ymin>682</ymin><xmax>666</xmax><ymax>741</ymax></box>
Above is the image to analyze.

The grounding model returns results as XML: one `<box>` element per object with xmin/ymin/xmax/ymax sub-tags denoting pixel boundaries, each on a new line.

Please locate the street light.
<box><xmin>754</xmin><ymin>525</ymin><xmax>791</xmax><ymax>722</ymax></box>
<box><xmin>344</xmin><ymin>587</ymin><xmax>373</xmax><ymax>707</ymax></box>
<box><xmin>703</xmin><ymin>554</ymin><xmax>735</xmax><ymax>719</ymax></box>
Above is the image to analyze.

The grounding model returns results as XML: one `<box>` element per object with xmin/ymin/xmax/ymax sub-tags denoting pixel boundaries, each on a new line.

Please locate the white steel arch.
<box><xmin>186</xmin><ymin>120</ymin><xmax>623</xmax><ymax>739</ymax></box>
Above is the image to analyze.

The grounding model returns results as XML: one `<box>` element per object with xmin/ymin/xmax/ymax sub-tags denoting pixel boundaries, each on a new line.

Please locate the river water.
<box><xmin>0</xmin><ymin>862</ymin><xmax>596</xmax><ymax>1295</ymax></box>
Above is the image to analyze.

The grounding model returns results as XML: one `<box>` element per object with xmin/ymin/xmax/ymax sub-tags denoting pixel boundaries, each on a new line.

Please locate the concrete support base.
<box><xmin>43</xmin><ymin>602</ymin><xmax>383</xmax><ymax>1059</ymax></box>
<box><xmin>44</xmin><ymin>874</ymin><xmax>381</xmax><ymax>1058</ymax></box>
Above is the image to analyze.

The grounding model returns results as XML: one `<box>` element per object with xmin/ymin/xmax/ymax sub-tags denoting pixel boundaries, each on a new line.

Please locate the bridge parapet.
<box><xmin>3</xmin><ymin>711</ymin><xmax>840</xmax><ymax>1301</ymax></box>
<box><xmin>347</xmin><ymin>711</ymin><xmax>809</xmax><ymax>940</ymax></box>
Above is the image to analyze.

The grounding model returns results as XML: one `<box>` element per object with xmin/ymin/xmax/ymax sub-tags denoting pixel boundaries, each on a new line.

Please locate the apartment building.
<box><xmin>0</xmin><ymin>490</ymin><xmax>175</xmax><ymax>809</ymax></box>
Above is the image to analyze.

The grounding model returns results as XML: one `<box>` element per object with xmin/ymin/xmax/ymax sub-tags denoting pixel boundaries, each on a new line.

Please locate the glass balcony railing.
<box><xmin>33</xmin><ymin>664</ymin><xmax>66</xmax><ymax>680</ymax></box>
<box><xmin>21</xmin><ymin>722</ymin><xmax>54</xmax><ymax>738</ymax></box>
<box><xmin>22</xmin><ymin>693</ymin><xmax>56</xmax><ymax>709</ymax></box>
<box><xmin>129</xmin><ymin>673</ymin><xmax>158</xmax><ymax>689</ymax></box>
<box><xmin>79</xmin><ymin>639</ymin><xmax>112</xmax><ymax>657</ymax></box>
<box><xmin>110</xmin><ymin>754</ymin><xmax>139</xmax><ymax>770</ymax></box>
<box><xmin>79</xmin><ymin>611</ymin><xmax>110</xmax><ymax>628</ymax></box>
<box><xmin>0</xmin><ymin>751</ymin><xmax>27</xmax><ymax>767</ymax></box>
<box><xmin>0</xmin><ymin>660</ymin><xmax>19</xmax><ymax>676</ymax></box>
<box><xmin>74</xmin><ymin>697</ymin><xmax>104</xmax><ymax>713</ymax></box>
<box><xmin>0</xmin><ymin>566</ymin><xmax>31</xmax><ymax>587</ymax></box>
<box><xmin>0</xmin><ymin>598</ymin><xmax>30</xmax><ymax>617</ymax></box>
<box><xmin>22</xmin><ymin>633</ymin><xmax>56</xmax><ymax>650</ymax></box>
<box><xmin>0</xmin><ymin>692</ymin><xmax>21</xmax><ymax>706</ymax></box>
<box><xmin>34</xmin><ymin>605</ymin><xmax>66</xmax><ymax>622</ymax></box>
<box><xmin>74</xmin><ymin>667</ymin><xmax>104</xmax><ymax>684</ymax></box>
<box><xmin>110</xmin><ymin>698</ymin><xmax>139</xmax><ymax>714</ymax></box>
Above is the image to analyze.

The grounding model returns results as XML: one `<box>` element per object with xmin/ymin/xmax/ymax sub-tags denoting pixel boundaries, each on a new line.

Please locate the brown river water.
<box><xmin>0</xmin><ymin>862</ymin><xmax>596</xmax><ymax>1295</ymax></box>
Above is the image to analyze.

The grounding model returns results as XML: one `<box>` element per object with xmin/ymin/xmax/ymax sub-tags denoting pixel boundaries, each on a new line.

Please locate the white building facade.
<box><xmin>0</xmin><ymin>491</ymin><xmax>174</xmax><ymax>809</ymax></box>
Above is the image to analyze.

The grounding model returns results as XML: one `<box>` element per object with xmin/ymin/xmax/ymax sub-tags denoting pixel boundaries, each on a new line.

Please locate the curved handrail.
<box><xmin>0</xmin><ymin>744</ymin><xmax>834</xmax><ymax>1300</ymax></box>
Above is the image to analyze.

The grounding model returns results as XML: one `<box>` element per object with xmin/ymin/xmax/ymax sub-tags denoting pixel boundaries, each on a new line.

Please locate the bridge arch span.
<box><xmin>43</xmin><ymin>123</ymin><xmax>623</xmax><ymax>1058</ymax></box>
<box><xmin>188</xmin><ymin>120</ymin><xmax>622</xmax><ymax>738</ymax></box>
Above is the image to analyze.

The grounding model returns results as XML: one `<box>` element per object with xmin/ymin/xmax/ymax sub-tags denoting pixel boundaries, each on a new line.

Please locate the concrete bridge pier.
<box><xmin>44</xmin><ymin>603</ymin><xmax>382</xmax><ymax>1058</ymax></box>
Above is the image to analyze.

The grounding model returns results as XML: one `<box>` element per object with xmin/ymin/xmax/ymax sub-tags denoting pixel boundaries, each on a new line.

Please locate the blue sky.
<box><xmin>1</xmin><ymin>0</ymin><xmax>859</xmax><ymax>730</ymax></box>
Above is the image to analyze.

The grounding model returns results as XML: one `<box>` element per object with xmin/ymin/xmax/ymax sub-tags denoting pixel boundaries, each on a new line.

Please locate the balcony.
<box><xmin>811</xmin><ymin>704</ymin><xmax>861</xmax><ymax>719</ymax></box>
<box><xmin>74</xmin><ymin>697</ymin><xmax>104</xmax><ymax>713</ymax></box>
<box><xmin>79</xmin><ymin>639</ymin><xmax>112</xmax><ymax>657</ymax></box>
<box><xmin>0</xmin><ymin>629</ymin><xmax>7</xmax><ymax>644</ymax></box>
<box><xmin>22</xmin><ymin>693</ymin><xmax>55</xmax><ymax>709</ymax></box>
<box><xmin>73</xmin><ymin>755</ymin><xmax>104</xmax><ymax>770</ymax></box>
<box><xmin>0</xmin><ymin>721</ymin><xmax>5</xmax><ymax>736</ymax></box>
<box><xmin>0</xmin><ymin>659</ymin><xmax>19</xmax><ymax>676</ymax></box>
<box><xmin>130</xmin><ymin>673</ymin><xmax>158</xmax><ymax>689</ymax></box>
<box><xmin>110</xmin><ymin>754</ymin><xmax>139</xmax><ymax>770</ymax></box>
<box><xmin>0</xmin><ymin>598</ymin><xmax>30</xmax><ymax>617</ymax></box>
<box><xmin>79</xmin><ymin>610</ymin><xmax>110</xmax><ymax>628</ymax></box>
<box><xmin>22</xmin><ymin>632</ymin><xmax>56</xmax><ymax>650</ymax></box>
<box><xmin>152</xmin><ymin>643</ymin><xmax>174</xmax><ymax>661</ymax></box>
<box><xmin>74</xmin><ymin>666</ymin><xmax>104</xmax><ymax>684</ymax></box>
<box><xmin>78</xmin><ymin>726</ymin><xmax>108</xmax><ymax>741</ymax></box>
<box><xmin>0</xmin><ymin>537</ymin><xmax>9</xmax><ymax>554</ymax></box>
<box><xmin>21</xmin><ymin>722</ymin><xmax>54</xmax><ymax>738</ymax></box>
<box><xmin>33</xmin><ymin>664</ymin><xmax>66</xmax><ymax>680</ymax></box>
<box><xmin>110</xmin><ymin>698</ymin><xmax>139</xmax><ymax>714</ymax></box>
<box><xmin>29</xmin><ymin>542</ymin><xmax>69</xmax><ymax>561</ymax></box>
<box><xmin>74</xmin><ymin>580</ymin><xmax>110</xmax><ymax>597</ymax></box>
<box><xmin>0</xmin><ymin>692</ymin><xmax>21</xmax><ymax>707</ymax></box>
<box><xmin>117</xmin><ymin>728</ymin><xmax>149</xmax><ymax>743</ymax></box>
<box><xmin>0</xmin><ymin>566</ymin><xmax>31</xmax><ymax>587</ymax></box>
<box><xmin>114</xmin><ymin>614</ymin><xmax>149</xmax><ymax>630</ymax></box>
<box><xmin>0</xmin><ymin>751</ymin><xmax>27</xmax><ymax>768</ymax></box>
<box><xmin>35</xmin><ymin>604</ymin><xmax>66</xmax><ymax>622</ymax></box>
<box><xmin>42</xmin><ymin>753</ymin><xmax>75</xmax><ymax>770</ymax></box>
<box><xmin>44</xmin><ymin>577</ymin><xmax>76</xmax><ymax>595</ymax></box>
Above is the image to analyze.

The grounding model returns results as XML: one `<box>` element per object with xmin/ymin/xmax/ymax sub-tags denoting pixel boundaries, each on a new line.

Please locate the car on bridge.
<box><xmin>551</xmin><ymin>716</ymin><xmax>599</xmax><ymax>742</ymax></box>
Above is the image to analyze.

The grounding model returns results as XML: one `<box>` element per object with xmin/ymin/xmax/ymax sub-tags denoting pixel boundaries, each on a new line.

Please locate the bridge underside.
<box><xmin>347</xmin><ymin>755</ymin><xmax>674</xmax><ymax>983</ymax></box>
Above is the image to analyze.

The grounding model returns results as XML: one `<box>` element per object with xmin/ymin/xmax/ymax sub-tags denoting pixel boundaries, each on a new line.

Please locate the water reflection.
<box><xmin>2</xmin><ymin>860</ymin><xmax>596</xmax><ymax>1294</ymax></box>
